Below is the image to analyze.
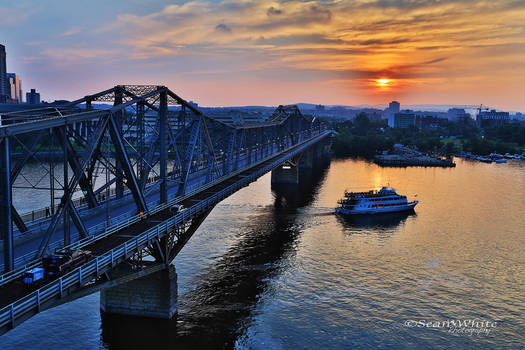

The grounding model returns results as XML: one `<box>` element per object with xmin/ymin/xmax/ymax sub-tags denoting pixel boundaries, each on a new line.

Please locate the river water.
<box><xmin>0</xmin><ymin>158</ymin><xmax>524</xmax><ymax>349</ymax></box>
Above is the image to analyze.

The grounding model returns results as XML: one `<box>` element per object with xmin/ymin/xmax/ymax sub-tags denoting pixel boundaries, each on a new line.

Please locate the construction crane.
<box><xmin>477</xmin><ymin>104</ymin><xmax>490</xmax><ymax>115</ymax></box>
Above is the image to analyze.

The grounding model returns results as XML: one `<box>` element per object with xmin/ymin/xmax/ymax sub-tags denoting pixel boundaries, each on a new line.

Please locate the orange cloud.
<box><xmin>11</xmin><ymin>0</ymin><xmax>525</xmax><ymax>109</ymax></box>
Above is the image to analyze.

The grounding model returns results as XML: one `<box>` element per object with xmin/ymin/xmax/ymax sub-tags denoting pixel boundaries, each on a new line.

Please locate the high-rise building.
<box><xmin>385</xmin><ymin>100</ymin><xmax>401</xmax><ymax>127</ymax></box>
<box><xmin>0</xmin><ymin>44</ymin><xmax>8</xmax><ymax>103</ymax></box>
<box><xmin>389</xmin><ymin>101</ymin><xmax>400</xmax><ymax>113</ymax></box>
<box><xmin>7</xmin><ymin>73</ymin><xmax>22</xmax><ymax>103</ymax></box>
<box><xmin>26</xmin><ymin>88</ymin><xmax>40</xmax><ymax>104</ymax></box>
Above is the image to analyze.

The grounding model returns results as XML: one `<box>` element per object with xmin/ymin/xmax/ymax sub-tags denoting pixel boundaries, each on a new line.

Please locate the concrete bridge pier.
<box><xmin>271</xmin><ymin>163</ymin><xmax>299</xmax><ymax>184</ymax></box>
<box><xmin>271</xmin><ymin>141</ymin><xmax>331</xmax><ymax>185</ymax></box>
<box><xmin>100</xmin><ymin>265</ymin><xmax>178</xmax><ymax>319</ymax></box>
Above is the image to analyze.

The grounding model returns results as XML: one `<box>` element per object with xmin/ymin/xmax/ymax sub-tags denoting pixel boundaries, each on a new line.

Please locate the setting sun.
<box><xmin>377</xmin><ymin>78</ymin><xmax>391</xmax><ymax>86</ymax></box>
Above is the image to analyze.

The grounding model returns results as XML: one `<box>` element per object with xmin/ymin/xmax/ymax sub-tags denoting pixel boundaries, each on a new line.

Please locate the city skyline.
<box><xmin>1</xmin><ymin>0</ymin><xmax>524</xmax><ymax>110</ymax></box>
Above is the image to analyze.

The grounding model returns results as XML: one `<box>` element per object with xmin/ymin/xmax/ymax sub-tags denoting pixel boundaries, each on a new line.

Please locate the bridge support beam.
<box><xmin>298</xmin><ymin>148</ymin><xmax>315</xmax><ymax>169</ymax></box>
<box><xmin>100</xmin><ymin>265</ymin><xmax>178</xmax><ymax>319</ymax></box>
<box><xmin>271</xmin><ymin>140</ymin><xmax>331</xmax><ymax>185</ymax></box>
<box><xmin>159</xmin><ymin>90</ymin><xmax>168</xmax><ymax>204</ymax></box>
<box><xmin>114</xmin><ymin>87</ymin><xmax>124</xmax><ymax>199</ymax></box>
<box><xmin>1</xmin><ymin>137</ymin><xmax>14</xmax><ymax>272</ymax></box>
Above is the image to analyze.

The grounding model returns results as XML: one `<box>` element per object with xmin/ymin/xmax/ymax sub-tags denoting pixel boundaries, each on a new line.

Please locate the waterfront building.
<box><xmin>477</xmin><ymin>109</ymin><xmax>510</xmax><ymax>127</ymax></box>
<box><xmin>415</xmin><ymin>115</ymin><xmax>441</xmax><ymax>130</ymax></box>
<box><xmin>447</xmin><ymin>108</ymin><xmax>470</xmax><ymax>121</ymax></box>
<box><xmin>26</xmin><ymin>88</ymin><xmax>41</xmax><ymax>104</ymax></box>
<box><xmin>394</xmin><ymin>111</ymin><xmax>416</xmax><ymax>128</ymax></box>
<box><xmin>514</xmin><ymin>112</ymin><xmax>525</xmax><ymax>122</ymax></box>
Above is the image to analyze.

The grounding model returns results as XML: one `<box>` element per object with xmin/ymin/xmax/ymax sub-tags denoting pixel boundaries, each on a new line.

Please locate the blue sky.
<box><xmin>1</xmin><ymin>0</ymin><xmax>525</xmax><ymax>110</ymax></box>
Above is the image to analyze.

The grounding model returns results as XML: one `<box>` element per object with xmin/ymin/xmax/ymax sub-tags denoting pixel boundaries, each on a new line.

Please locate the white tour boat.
<box><xmin>336</xmin><ymin>187</ymin><xmax>418</xmax><ymax>215</ymax></box>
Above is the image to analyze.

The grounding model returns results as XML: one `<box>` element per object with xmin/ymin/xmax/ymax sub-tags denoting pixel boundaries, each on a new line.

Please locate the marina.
<box><xmin>374</xmin><ymin>144</ymin><xmax>456</xmax><ymax>167</ymax></box>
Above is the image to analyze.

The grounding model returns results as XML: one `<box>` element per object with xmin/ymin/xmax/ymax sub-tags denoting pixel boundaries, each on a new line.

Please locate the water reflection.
<box><xmin>100</xmin><ymin>313</ymin><xmax>179</xmax><ymax>349</ymax></box>
<box><xmin>100</xmin><ymin>163</ymin><xmax>330</xmax><ymax>349</ymax></box>
<box><xmin>336</xmin><ymin>210</ymin><xmax>416</xmax><ymax>229</ymax></box>
<box><xmin>272</xmin><ymin>165</ymin><xmax>330</xmax><ymax>209</ymax></box>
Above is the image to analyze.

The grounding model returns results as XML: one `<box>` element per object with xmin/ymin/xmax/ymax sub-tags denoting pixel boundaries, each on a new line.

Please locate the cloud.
<box><xmin>4</xmin><ymin>0</ymin><xmax>525</xmax><ymax>108</ymax></box>
<box><xmin>267</xmin><ymin>6</ymin><xmax>283</xmax><ymax>16</ymax></box>
<box><xmin>61</xmin><ymin>26</ymin><xmax>83</xmax><ymax>36</ymax></box>
<box><xmin>0</xmin><ymin>7</ymin><xmax>28</xmax><ymax>26</ymax></box>
<box><xmin>215</xmin><ymin>23</ymin><xmax>231</xmax><ymax>33</ymax></box>
<box><xmin>40</xmin><ymin>48</ymin><xmax>117</xmax><ymax>63</ymax></box>
<box><xmin>254</xmin><ymin>34</ymin><xmax>343</xmax><ymax>46</ymax></box>
<box><xmin>101</xmin><ymin>0</ymin><xmax>524</xmax><ymax>99</ymax></box>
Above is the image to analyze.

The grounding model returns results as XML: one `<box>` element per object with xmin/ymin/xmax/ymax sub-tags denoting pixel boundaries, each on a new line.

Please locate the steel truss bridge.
<box><xmin>0</xmin><ymin>85</ymin><xmax>331</xmax><ymax>335</ymax></box>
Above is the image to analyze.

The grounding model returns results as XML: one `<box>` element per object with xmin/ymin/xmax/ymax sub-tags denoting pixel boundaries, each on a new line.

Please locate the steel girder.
<box><xmin>159</xmin><ymin>91</ymin><xmax>168</xmax><ymax>204</ymax></box>
<box><xmin>1</xmin><ymin>137</ymin><xmax>14</xmax><ymax>272</ymax></box>
<box><xmin>200</xmin><ymin>117</ymin><xmax>221</xmax><ymax>178</ymax></box>
<box><xmin>178</xmin><ymin>117</ymin><xmax>202</xmax><ymax>196</ymax></box>
<box><xmin>107</xmin><ymin>115</ymin><xmax>147</xmax><ymax>213</ymax></box>
<box><xmin>114</xmin><ymin>87</ymin><xmax>124</xmax><ymax>199</ymax></box>
<box><xmin>168</xmin><ymin>124</ymin><xmax>183</xmax><ymax>177</ymax></box>
<box><xmin>235</xmin><ymin>129</ymin><xmax>244</xmax><ymax>171</ymax></box>
<box><xmin>35</xmin><ymin>116</ymin><xmax>110</xmax><ymax>257</ymax></box>
<box><xmin>56</xmin><ymin>127</ymin><xmax>99</xmax><ymax>209</ymax></box>
<box><xmin>147</xmin><ymin>206</ymin><xmax>216</xmax><ymax>265</ymax></box>
<box><xmin>139</xmin><ymin>118</ymin><xmax>160</xmax><ymax>190</ymax></box>
<box><xmin>67</xmin><ymin>200</ymin><xmax>88</xmax><ymax>239</ymax></box>
<box><xmin>136</xmin><ymin>102</ymin><xmax>145</xmax><ymax>185</ymax></box>
<box><xmin>0</xmin><ymin>84</ymin><xmax>325</xmax><ymax>270</ymax></box>
<box><xmin>6</xmin><ymin>132</ymin><xmax>40</xmax><ymax>233</ymax></box>
<box><xmin>224</xmin><ymin>129</ymin><xmax>236</xmax><ymax>175</ymax></box>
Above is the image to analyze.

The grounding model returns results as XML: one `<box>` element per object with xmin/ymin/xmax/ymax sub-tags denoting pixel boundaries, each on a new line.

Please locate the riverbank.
<box><xmin>374</xmin><ymin>154</ymin><xmax>455</xmax><ymax>167</ymax></box>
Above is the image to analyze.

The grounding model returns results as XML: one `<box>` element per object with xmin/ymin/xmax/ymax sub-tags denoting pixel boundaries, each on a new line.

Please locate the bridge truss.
<box><xmin>0</xmin><ymin>85</ymin><xmax>323</xmax><ymax>273</ymax></box>
<box><xmin>0</xmin><ymin>85</ymin><xmax>330</xmax><ymax>334</ymax></box>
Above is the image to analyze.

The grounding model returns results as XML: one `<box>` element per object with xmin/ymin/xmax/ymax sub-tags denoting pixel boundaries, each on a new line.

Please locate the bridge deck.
<box><xmin>0</xmin><ymin>132</ymin><xmax>330</xmax><ymax>325</ymax></box>
<box><xmin>0</xmin><ymin>164</ymin><xmax>248</xmax><ymax>309</ymax></box>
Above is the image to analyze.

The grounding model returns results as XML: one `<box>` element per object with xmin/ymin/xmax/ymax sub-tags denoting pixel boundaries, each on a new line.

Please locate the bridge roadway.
<box><xmin>0</xmin><ymin>133</ymin><xmax>306</xmax><ymax>271</ymax></box>
<box><xmin>0</xmin><ymin>130</ymin><xmax>330</xmax><ymax>335</ymax></box>
<box><xmin>1</xmin><ymin>167</ymin><xmax>226</xmax><ymax>269</ymax></box>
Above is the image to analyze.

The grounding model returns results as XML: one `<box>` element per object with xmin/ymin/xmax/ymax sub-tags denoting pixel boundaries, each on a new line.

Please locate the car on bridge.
<box><xmin>170</xmin><ymin>204</ymin><xmax>183</xmax><ymax>214</ymax></box>
<box><xmin>23</xmin><ymin>268</ymin><xmax>45</xmax><ymax>285</ymax></box>
<box><xmin>42</xmin><ymin>250</ymin><xmax>93</xmax><ymax>277</ymax></box>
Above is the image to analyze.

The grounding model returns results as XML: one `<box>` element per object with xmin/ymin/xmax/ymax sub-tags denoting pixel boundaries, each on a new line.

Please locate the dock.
<box><xmin>374</xmin><ymin>144</ymin><xmax>456</xmax><ymax>167</ymax></box>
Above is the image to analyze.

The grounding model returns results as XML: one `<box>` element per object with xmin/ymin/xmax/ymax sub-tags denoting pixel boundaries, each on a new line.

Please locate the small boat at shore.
<box><xmin>336</xmin><ymin>187</ymin><xmax>418</xmax><ymax>215</ymax></box>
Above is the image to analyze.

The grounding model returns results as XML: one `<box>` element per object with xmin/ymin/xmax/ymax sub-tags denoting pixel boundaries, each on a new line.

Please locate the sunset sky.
<box><xmin>1</xmin><ymin>0</ymin><xmax>525</xmax><ymax>110</ymax></box>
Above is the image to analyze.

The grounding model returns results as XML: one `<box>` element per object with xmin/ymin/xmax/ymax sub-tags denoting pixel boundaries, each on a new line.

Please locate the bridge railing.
<box><xmin>58</xmin><ymin>131</ymin><xmax>319</xmax><ymax>253</ymax></box>
<box><xmin>0</xmin><ymin>131</ymin><xmax>330</xmax><ymax>333</ymax></box>
<box><xmin>0</xmin><ymin>129</ymin><xmax>326</xmax><ymax>285</ymax></box>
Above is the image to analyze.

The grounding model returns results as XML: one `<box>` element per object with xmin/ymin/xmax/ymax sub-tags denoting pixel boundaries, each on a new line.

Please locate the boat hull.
<box><xmin>335</xmin><ymin>201</ymin><xmax>418</xmax><ymax>215</ymax></box>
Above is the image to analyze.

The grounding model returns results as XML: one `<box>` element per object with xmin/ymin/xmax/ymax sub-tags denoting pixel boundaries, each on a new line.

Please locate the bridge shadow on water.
<box><xmin>100</xmin><ymin>163</ymin><xmax>330</xmax><ymax>349</ymax></box>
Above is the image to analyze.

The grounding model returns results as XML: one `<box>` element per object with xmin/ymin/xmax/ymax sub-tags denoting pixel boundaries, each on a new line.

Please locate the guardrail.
<box><xmin>14</xmin><ymin>135</ymin><xmax>293</xmax><ymax>225</ymax></box>
<box><xmin>0</xmin><ymin>131</ymin><xmax>330</xmax><ymax>334</ymax></box>
<box><xmin>0</xmin><ymin>131</ymin><xmax>329</xmax><ymax>286</ymax></box>
<box><xmin>55</xmin><ymin>132</ymin><xmax>324</xmax><ymax>255</ymax></box>
<box><xmin>0</xmin><ymin>207</ymin><xmax>145</xmax><ymax>286</ymax></box>
<box><xmin>16</xmin><ymin>168</ymin><xmax>170</xmax><ymax>226</ymax></box>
